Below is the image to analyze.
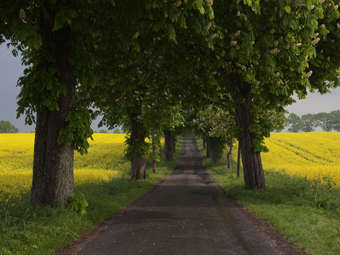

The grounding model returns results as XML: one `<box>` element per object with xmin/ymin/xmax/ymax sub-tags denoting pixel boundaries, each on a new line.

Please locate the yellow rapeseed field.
<box><xmin>234</xmin><ymin>132</ymin><xmax>340</xmax><ymax>187</ymax></box>
<box><xmin>0</xmin><ymin>133</ymin><xmax>129</xmax><ymax>201</ymax></box>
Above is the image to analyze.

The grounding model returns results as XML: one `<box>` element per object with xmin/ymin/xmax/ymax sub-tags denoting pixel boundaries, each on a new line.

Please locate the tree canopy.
<box><xmin>0</xmin><ymin>120</ymin><xmax>19</xmax><ymax>133</ymax></box>
<box><xmin>285</xmin><ymin>110</ymin><xmax>340</xmax><ymax>132</ymax></box>
<box><xmin>2</xmin><ymin>0</ymin><xmax>340</xmax><ymax>206</ymax></box>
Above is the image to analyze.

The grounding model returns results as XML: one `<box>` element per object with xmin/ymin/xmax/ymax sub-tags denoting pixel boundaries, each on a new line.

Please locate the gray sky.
<box><xmin>0</xmin><ymin>43</ymin><xmax>339</xmax><ymax>132</ymax></box>
<box><xmin>0</xmin><ymin>43</ymin><xmax>109</xmax><ymax>132</ymax></box>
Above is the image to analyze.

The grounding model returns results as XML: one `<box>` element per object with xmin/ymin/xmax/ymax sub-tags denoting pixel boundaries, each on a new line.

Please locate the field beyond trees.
<box><xmin>0</xmin><ymin>133</ymin><xmax>129</xmax><ymax>201</ymax></box>
<box><xmin>254</xmin><ymin>132</ymin><xmax>340</xmax><ymax>187</ymax></box>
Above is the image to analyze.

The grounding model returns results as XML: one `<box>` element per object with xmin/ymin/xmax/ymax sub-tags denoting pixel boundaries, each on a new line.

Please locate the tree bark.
<box><xmin>211</xmin><ymin>150</ymin><xmax>221</xmax><ymax>164</ymax></box>
<box><xmin>158</xmin><ymin>138</ymin><xmax>162</xmax><ymax>159</ymax></box>
<box><xmin>203</xmin><ymin>139</ymin><xmax>206</xmax><ymax>149</ymax></box>
<box><xmin>31</xmin><ymin>3</ymin><xmax>76</xmax><ymax>207</ymax></box>
<box><xmin>164</xmin><ymin>130</ymin><xmax>175</xmax><ymax>161</ymax></box>
<box><xmin>237</xmin><ymin>139</ymin><xmax>241</xmax><ymax>179</ymax></box>
<box><xmin>151</xmin><ymin>128</ymin><xmax>156</xmax><ymax>173</ymax></box>
<box><xmin>227</xmin><ymin>136</ymin><xmax>233</xmax><ymax>170</ymax></box>
<box><xmin>129</xmin><ymin>111</ymin><xmax>146</xmax><ymax>180</ymax></box>
<box><xmin>231</xmin><ymin>82</ymin><xmax>266</xmax><ymax>189</ymax></box>
<box><xmin>206</xmin><ymin>139</ymin><xmax>211</xmax><ymax>158</ymax></box>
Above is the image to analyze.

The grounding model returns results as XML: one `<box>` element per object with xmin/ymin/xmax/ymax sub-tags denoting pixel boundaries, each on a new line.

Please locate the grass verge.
<box><xmin>197</xmin><ymin>138</ymin><xmax>340</xmax><ymax>255</ymax></box>
<box><xmin>0</xmin><ymin>138</ymin><xmax>181</xmax><ymax>255</ymax></box>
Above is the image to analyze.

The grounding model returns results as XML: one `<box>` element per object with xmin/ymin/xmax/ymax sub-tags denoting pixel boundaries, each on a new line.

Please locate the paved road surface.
<box><xmin>77</xmin><ymin>137</ymin><xmax>279</xmax><ymax>255</ymax></box>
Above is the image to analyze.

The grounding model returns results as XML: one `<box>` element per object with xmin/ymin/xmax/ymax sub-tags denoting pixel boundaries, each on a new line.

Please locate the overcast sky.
<box><xmin>1</xmin><ymin>43</ymin><xmax>339</xmax><ymax>133</ymax></box>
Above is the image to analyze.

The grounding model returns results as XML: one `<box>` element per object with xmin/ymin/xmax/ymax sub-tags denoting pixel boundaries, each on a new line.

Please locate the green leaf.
<box><xmin>27</xmin><ymin>117</ymin><xmax>32</xmax><ymax>126</ymax></box>
<box><xmin>284</xmin><ymin>5</ymin><xmax>291</xmax><ymax>14</ymax></box>
<box><xmin>195</xmin><ymin>0</ymin><xmax>203</xmax><ymax>9</ymax></box>
<box><xmin>208</xmin><ymin>6</ymin><xmax>214</xmax><ymax>19</ymax></box>
<box><xmin>199</xmin><ymin>6</ymin><xmax>205</xmax><ymax>14</ymax></box>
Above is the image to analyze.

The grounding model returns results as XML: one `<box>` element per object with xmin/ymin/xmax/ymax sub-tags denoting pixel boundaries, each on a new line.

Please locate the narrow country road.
<box><xmin>76</xmin><ymin>137</ymin><xmax>279</xmax><ymax>255</ymax></box>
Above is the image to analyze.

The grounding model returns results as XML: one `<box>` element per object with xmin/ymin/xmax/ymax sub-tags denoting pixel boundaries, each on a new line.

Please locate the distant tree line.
<box><xmin>285</xmin><ymin>110</ymin><xmax>340</xmax><ymax>132</ymax></box>
<box><xmin>0</xmin><ymin>120</ymin><xmax>19</xmax><ymax>133</ymax></box>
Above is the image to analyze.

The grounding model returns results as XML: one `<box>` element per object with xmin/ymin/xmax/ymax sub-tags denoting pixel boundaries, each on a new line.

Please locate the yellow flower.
<box><xmin>0</xmin><ymin>134</ymin><xmax>142</xmax><ymax>203</ymax></box>
<box><xmin>232</xmin><ymin>133</ymin><xmax>340</xmax><ymax>188</ymax></box>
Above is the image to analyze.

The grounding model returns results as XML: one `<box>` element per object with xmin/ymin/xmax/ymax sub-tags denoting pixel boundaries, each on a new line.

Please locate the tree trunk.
<box><xmin>227</xmin><ymin>136</ymin><xmax>233</xmax><ymax>170</ymax></box>
<box><xmin>31</xmin><ymin>4</ymin><xmax>76</xmax><ymax>207</ymax></box>
<box><xmin>203</xmin><ymin>139</ymin><xmax>206</xmax><ymax>149</ymax></box>
<box><xmin>237</xmin><ymin>139</ymin><xmax>241</xmax><ymax>179</ymax></box>
<box><xmin>151</xmin><ymin>128</ymin><xmax>156</xmax><ymax>173</ymax></box>
<box><xmin>164</xmin><ymin>130</ymin><xmax>175</xmax><ymax>161</ymax></box>
<box><xmin>231</xmin><ymin>82</ymin><xmax>266</xmax><ymax>189</ymax></box>
<box><xmin>206</xmin><ymin>139</ymin><xmax>211</xmax><ymax>158</ymax></box>
<box><xmin>158</xmin><ymin>139</ymin><xmax>162</xmax><ymax>159</ymax></box>
<box><xmin>129</xmin><ymin>111</ymin><xmax>146</xmax><ymax>180</ymax></box>
<box><xmin>211</xmin><ymin>150</ymin><xmax>221</xmax><ymax>164</ymax></box>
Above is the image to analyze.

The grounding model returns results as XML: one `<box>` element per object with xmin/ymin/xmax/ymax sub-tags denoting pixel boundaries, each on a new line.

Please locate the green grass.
<box><xmin>0</xmin><ymin>139</ymin><xmax>181</xmax><ymax>255</ymax></box>
<box><xmin>197</xmin><ymin>138</ymin><xmax>340</xmax><ymax>255</ymax></box>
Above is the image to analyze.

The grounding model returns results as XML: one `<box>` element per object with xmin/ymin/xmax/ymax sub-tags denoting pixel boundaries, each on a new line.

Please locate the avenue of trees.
<box><xmin>2</xmin><ymin>0</ymin><xmax>340</xmax><ymax>207</ymax></box>
<box><xmin>285</xmin><ymin>110</ymin><xmax>340</xmax><ymax>132</ymax></box>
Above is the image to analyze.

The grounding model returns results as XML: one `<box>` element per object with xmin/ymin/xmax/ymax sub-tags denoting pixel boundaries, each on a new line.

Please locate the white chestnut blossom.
<box><xmin>313</xmin><ymin>38</ymin><xmax>320</xmax><ymax>44</ymax></box>
<box><xmin>269</xmin><ymin>48</ymin><xmax>279</xmax><ymax>54</ymax></box>
<box><xmin>132</xmin><ymin>32</ymin><xmax>139</xmax><ymax>39</ymax></box>
<box><xmin>19</xmin><ymin>9</ymin><xmax>26</xmax><ymax>20</ymax></box>
<box><xmin>305</xmin><ymin>70</ymin><xmax>313</xmax><ymax>78</ymax></box>
<box><xmin>205</xmin><ymin>22</ymin><xmax>212</xmax><ymax>30</ymax></box>
<box><xmin>230</xmin><ymin>41</ymin><xmax>237</xmax><ymax>46</ymax></box>
<box><xmin>173</xmin><ymin>1</ymin><xmax>182</xmax><ymax>7</ymax></box>
<box><xmin>210</xmin><ymin>33</ymin><xmax>217</xmax><ymax>39</ymax></box>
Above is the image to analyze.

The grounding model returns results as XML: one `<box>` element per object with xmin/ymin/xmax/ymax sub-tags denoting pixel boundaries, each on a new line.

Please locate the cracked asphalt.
<box><xmin>76</xmin><ymin>137</ymin><xmax>279</xmax><ymax>255</ymax></box>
